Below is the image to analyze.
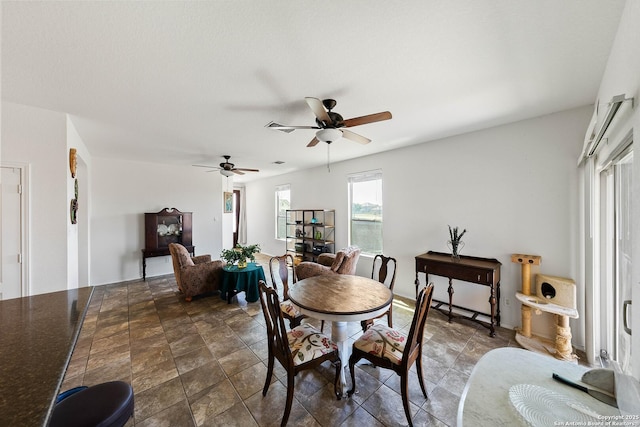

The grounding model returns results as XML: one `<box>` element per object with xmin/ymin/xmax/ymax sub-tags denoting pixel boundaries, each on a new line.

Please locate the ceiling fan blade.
<box><xmin>307</xmin><ymin>137</ymin><xmax>320</xmax><ymax>147</ymax></box>
<box><xmin>233</xmin><ymin>168</ymin><xmax>259</xmax><ymax>172</ymax></box>
<box><xmin>265</xmin><ymin>121</ymin><xmax>318</xmax><ymax>133</ymax></box>
<box><xmin>342</xmin><ymin>111</ymin><xmax>392</xmax><ymax>128</ymax></box>
<box><xmin>193</xmin><ymin>164</ymin><xmax>219</xmax><ymax>169</ymax></box>
<box><xmin>341</xmin><ymin>129</ymin><xmax>371</xmax><ymax>144</ymax></box>
<box><xmin>305</xmin><ymin>97</ymin><xmax>332</xmax><ymax>126</ymax></box>
<box><xmin>232</xmin><ymin>170</ymin><xmax>245</xmax><ymax>175</ymax></box>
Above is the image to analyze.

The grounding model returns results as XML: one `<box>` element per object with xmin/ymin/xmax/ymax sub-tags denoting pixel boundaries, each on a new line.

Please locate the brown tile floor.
<box><xmin>62</xmin><ymin>255</ymin><xmax>521</xmax><ymax>426</ymax></box>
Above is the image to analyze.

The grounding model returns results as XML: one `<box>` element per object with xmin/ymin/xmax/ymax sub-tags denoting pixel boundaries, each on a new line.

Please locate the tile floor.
<box><xmin>62</xmin><ymin>255</ymin><xmax>522</xmax><ymax>426</ymax></box>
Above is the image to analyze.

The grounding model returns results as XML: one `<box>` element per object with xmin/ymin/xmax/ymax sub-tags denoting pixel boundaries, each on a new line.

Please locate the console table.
<box><xmin>415</xmin><ymin>251</ymin><xmax>501</xmax><ymax>337</ymax></box>
<box><xmin>141</xmin><ymin>246</ymin><xmax>194</xmax><ymax>280</ymax></box>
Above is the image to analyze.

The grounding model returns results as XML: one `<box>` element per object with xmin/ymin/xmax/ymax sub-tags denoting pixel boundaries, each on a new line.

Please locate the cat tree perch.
<box><xmin>511</xmin><ymin>254</ymin><xmax>579</xmax><ymax>362</ymax></box>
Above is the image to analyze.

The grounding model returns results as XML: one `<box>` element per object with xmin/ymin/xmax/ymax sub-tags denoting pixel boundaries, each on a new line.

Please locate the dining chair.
<box><xmin>269</xmin><ymin>254</ymin><xmax>307</xmax><ymax>329</ymax></box>
<box><xmin>258</xmin><ymin>280</ymin><xmax>342</xmax><ymax>427</ymax></box>
<box><xmin>361</xmin><ymin>254</ymin><xmax>397</xmax><ymax>332</ymax></box>
<box><xmin>348</xmin><ymin>282</ymin><xmax>434</xmax><ymax>427</ymax></box>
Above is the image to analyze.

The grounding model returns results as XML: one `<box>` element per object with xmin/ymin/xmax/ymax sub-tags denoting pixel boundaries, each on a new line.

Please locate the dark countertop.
<box><xmin>0</xmin><ymin>287</ymin><xmax>93</xmax><ymax>426</ymax></box>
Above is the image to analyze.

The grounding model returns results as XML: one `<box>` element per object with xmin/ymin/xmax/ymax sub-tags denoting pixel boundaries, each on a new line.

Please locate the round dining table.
<box><xmin>288</xmin><ymin>274</ymin><xmax>393</xmax><ymax>394</ymax></box>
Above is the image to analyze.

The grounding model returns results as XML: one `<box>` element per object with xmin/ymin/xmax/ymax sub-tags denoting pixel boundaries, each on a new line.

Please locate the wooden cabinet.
<box><xmin>142</xmin><ymin>208</ymin><xmax>194</xmax><ymax>280</ymax></box>
<box><xmin>286</xmin><ymin>210</ymin><xmax>335</xmax><ymax>263</ymax></box>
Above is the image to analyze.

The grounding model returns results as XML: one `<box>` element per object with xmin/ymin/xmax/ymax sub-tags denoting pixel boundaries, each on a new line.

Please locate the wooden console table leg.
<box><xmin>488</xmin><ymin>284</ymin><xmax>496</xmax><ymax>337</ymax></box>
<box><xmin>496</xmin><ymin>282</ymin><xmax>501</xmax><ymax>326</ymax></box>
<box><xmin>143</xmin><ymin>256</ymin><xmax>147</xmax><ymax>281</ymax></box>
<box><xmin>447</xmin><ymin>277</ymin><xmax>454</xmax><ymax>322</ymax></box>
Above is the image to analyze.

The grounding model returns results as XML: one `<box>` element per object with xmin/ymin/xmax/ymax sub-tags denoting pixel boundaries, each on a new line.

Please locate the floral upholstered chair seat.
<box><xmin>287</xmin><ymin>323</ymin><xmax>338</xmax><ymax>366</ymax></box>
<box><xmin>280</xmin><ymin>300</ymin><xmax>302</xmax><ymax>319</ymax></box>
<box><xmin>353</xmin><ymin>323</ymin><xmax>407</xmax><ymax>365</ymax></box>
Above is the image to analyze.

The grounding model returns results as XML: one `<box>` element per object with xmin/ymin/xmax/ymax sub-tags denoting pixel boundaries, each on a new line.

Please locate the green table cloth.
<box><xmin>221</xmin><ymin>262</ymin><xmax>265</xmax><ymax>303</ymax></box>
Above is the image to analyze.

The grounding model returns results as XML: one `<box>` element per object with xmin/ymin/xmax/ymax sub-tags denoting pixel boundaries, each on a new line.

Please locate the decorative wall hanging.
<box><xmin>70</xmin><ymin>178</ymin><xmax>78</xmax><ymax>224</ymax></box>
<box><xmin>69</xmin><ymin>148</ymin><xmax>77</xmax><ymax>178</ymax></box>
<box><xmin>70</xmin><ymin>199</ymin><xmax>78</xmax><ymax>224</ymax></box>
<box><xmin>224</xmin><ymin>192</ymin><xmax>233</xmax><ymax>213</ymax></box>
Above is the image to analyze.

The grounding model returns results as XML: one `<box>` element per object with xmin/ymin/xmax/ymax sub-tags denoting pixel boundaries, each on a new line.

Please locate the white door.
<box><xmin>614</xmin><ymin>151</ymin><xmax>633</xmax><ymax>373</ymax></box>
<box><xmin>599</xmin><ymin>148</ymin><xmax>633</xmax><ymax>374</ymax></box>
<box><xmin>1</xmin><ymin>166</ymin><xmax>23</xmax><ymax>299</ymax></box>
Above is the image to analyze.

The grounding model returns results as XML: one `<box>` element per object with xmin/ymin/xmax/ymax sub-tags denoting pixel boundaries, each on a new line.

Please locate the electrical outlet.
<box><xmin>505</xmin><ymin>298</ymin><xmax>510</xmax><ymax>306</ymax></box>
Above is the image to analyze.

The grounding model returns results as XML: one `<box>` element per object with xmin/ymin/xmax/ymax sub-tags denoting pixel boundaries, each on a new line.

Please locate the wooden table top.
<box><xmin>289</xmin><ymin>274</ymin><xmax>392</xmax><ymax>316</ymax></box>
<box><xmin>416</xmin><ymin>251</ymin><xmax>501</xmax><ymax>269</ymax></box>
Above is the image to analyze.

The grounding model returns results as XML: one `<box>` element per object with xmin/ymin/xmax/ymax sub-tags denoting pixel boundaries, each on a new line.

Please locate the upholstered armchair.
<box><xmin>295</xmin><ymin>246</ymin><xmax>361</xmax><ymax>281</ymax></box>
<box><xmin>168</xmin><ymin>243</ymin><xmax>225</xmax><ymax>301</ymax></box>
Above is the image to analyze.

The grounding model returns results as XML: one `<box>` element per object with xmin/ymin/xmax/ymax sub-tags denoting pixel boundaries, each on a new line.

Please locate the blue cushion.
<box><xmin>49</xmin><ymin>381</ymin><xmax>134</xmax><ymax>427</ymax></box>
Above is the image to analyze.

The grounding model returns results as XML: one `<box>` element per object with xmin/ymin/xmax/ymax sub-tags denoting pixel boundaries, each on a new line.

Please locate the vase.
<box><xmin>447</xmin><ymin>240</ymin><xmax>464</xmax><ymax>260</ymax></box>
<box><xmin>237</xmin><ymin>259</ymin><xmax>248</xmax><ymax>269</ymax></box>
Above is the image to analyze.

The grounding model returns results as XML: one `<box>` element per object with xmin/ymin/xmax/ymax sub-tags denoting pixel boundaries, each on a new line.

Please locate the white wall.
<box><xmin>2</xmin><ymin>102</ymin><xmax>69</xmax><ymax>295</ymax></box>
<box><xmin>66</xmin><ymin>116</ymin><xmax>92</xmax><ymax>289</ymax></box>
<box><xmin>246</xmin><ymin>106</ymin><xmax>590</xmax><ymax>346</ymax></box>
<box><xmin>90</xmin><ymin>157</ymin><xmax>226</xmax><ymax>285</ymax></box>
<box><xmin>590</xmin><ymin>0</ymin><xmax>640</xmax><ymax>378</ymax></box>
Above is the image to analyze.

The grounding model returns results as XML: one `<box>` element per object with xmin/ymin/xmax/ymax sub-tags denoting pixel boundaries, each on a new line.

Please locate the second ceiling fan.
<box><xmin>193</xmin><ymin>155</ymin><xmax>259</xmax><ymax>177</ymax></box>
<box><xmin>266</xmin><ymin>97</ymin><xmax>392</xmax><ymax>147</ymax></box>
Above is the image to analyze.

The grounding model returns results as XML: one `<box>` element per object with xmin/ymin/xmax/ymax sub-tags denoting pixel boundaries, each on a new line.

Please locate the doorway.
<box><xmin>599</xmin><ymin>146</ymin><xmax>633</xmax><ymax>373</ymax></box>
<box><xmin>233</xmin><ymin>189</ymin><xmax>241</xmax><ymax>247</ymax></box>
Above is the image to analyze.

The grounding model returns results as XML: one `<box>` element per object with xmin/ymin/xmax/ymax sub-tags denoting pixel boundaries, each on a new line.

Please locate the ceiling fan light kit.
<box><xmin>220</xmin><ymin>169</ymin><xmax>235</xmax><ymax>177</ymax></box>
<box><xmin>316</xmin><ymin>128</ymin><xmax>342</xmax><ymax>143</ymax></box>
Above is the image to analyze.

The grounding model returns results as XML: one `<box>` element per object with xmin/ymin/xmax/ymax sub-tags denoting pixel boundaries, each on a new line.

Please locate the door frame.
<box><xmin>1</xmin><ymin>162</ymin><xmax>30</xmax><ymax>297</ymax></box>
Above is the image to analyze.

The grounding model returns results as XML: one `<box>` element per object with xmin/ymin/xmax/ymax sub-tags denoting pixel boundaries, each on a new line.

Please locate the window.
<box><xmin>275</xmin><ymin>184</ymin><xmax>290</xmax><ymax>240</ymax></box>
<box><xmin>348</xmin><ymin>170</ymin><xmax>383</xmax><ymax>255</ymax></box>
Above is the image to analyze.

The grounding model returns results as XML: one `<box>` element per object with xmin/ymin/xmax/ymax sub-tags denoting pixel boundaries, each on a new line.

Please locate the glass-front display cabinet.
<box><xmin>142</xmin><ymin>208</ymin><xmax>194</xmax><ymax>280</ymax></box>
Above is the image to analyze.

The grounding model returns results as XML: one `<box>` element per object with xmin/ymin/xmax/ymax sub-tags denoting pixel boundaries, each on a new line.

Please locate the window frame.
<box><xmin>275</xmin><ymin>184</ymin><xmax>290</xmax><ymax>240</ymax></box>
<box><xmin>348</xmin><ymin>170</ymin><xmax>383</xmax><ymax>256</ymax></box>
<box><xmin>584</xmin><ymin>126</ymin><xmax>633</xmax><ymax>371</ymax></box>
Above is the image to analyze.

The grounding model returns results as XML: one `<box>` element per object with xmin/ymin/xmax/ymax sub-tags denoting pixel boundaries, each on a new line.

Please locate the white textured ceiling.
<box><xmin>1</xmin><ymin>1</ymin><xmax>626</xmax><ymax>181</ymax></box>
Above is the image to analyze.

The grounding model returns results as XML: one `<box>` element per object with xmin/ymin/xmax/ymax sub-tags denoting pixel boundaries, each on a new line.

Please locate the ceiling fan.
<box><xmin>193</xmin><ymin>155</ymin><xmax>259</xmax><ymax>177</ymax></box>
<box><xmin>265</xmin><ymin>97</ymin><xmax>392</xmax><ymax>147</ymax></box>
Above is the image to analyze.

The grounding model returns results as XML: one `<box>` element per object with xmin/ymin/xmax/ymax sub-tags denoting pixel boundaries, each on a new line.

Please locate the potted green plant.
<box><xmin>447</xmin><ymin>225</ymin><xmax>466</xmax><ymax>260</ymax></box>
<box><xmin>221</xmin><ymin>243</ymin><xmax>261</xmax><ymax>269</ymax></box>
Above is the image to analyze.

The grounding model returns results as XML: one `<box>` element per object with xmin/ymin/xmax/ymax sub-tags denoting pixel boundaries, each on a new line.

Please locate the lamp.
<box><xmin>220</xmin><ymin>169</ymin><xmax>234</xmax><ymax>177</ymax></box>
<box><xmin>316</xmin><ymin>128</ymin><xmax>342</xmax><ymax>143</ymax></box>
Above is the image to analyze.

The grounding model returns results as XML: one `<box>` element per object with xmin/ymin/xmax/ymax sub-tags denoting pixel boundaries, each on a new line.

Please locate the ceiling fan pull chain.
<box><xmin>327</xmin><ymin>143</ymin><xmax>331</xmax><ymax>172</ymax></box>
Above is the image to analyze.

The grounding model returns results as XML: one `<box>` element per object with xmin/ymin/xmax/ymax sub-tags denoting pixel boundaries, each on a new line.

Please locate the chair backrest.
<box><xmin>332</xmin><ymin>246</ymin><xmax>361</xmax><ymax>274</ymax></box>
<box><xmin>371</xmin><ymin>254</ymin><xmax>397</xmax><ymax>291</ymax></box>
<box><xmin>402</xmin><ymin>283</ymin><xmax>434</xmax><ymax>366</ymax></box>
<box><xmin>168</xmin><ymin>243</ymin><xmax>194</xmax><ymax>289</ymax></box>
<box><xmin>258</xmin><ymin>280</ymin><xmax>293</xmax><ymax>367</ymax></box>
<box><xmin>268</xmin><ymin>254</ymin><xmax>296</xmax><ymax>300</ymax></box>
